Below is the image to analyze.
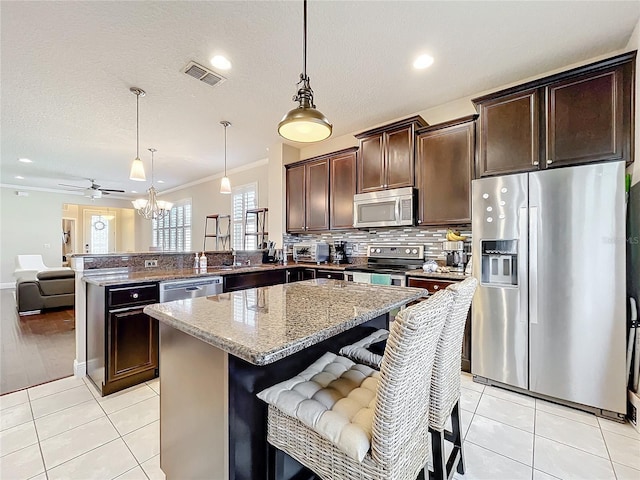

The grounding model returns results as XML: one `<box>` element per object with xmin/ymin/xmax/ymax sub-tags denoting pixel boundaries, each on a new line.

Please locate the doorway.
<box><xmin>62</xmin><ymin>218</ymin><xmax>76</xmax><ymax>266</ymax></box>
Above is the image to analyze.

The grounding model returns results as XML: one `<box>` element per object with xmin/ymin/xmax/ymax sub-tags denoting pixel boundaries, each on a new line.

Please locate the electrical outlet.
<box><xmin>145</xmin><ymin>259</ymin><xmax>158</xmax><ymax>268</ymax></box>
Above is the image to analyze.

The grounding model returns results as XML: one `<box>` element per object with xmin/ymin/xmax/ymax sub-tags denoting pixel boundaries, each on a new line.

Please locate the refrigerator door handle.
<box><xmin>519</xmin><ymin>206</ymin><xmax>528</xmax><ymax>323</ymax></box>
<box><xmin>530</xmin><ymin>206</ymin><xmax>539</xmax><ymax>325</ymax></box>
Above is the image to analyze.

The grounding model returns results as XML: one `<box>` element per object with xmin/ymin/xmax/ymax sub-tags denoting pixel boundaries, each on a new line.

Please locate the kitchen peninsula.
<box><xmin>144</xmin><ymin>279</ymin><xmax>426</xmax><ymax>480</ymax></box>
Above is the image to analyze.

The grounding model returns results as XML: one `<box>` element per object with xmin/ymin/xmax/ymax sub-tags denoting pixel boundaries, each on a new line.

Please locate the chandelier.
<box><xmin>131</xmin><ymin>148</ymin><xmax>173</xmax><ymax>220</ymax></box>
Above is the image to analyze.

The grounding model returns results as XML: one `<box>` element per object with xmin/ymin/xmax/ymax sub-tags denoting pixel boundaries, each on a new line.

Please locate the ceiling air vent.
<box><xmin>183</xmin><ymin>61</ymin><xmax>226</xmax><ymax>88</ymax></box>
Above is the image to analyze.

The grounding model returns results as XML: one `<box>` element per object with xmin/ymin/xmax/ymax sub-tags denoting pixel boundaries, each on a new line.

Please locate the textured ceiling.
<box><xmin>1</xmin><ymin>1</ymin><xmax>639</xmax><ymax>197</ymax></box>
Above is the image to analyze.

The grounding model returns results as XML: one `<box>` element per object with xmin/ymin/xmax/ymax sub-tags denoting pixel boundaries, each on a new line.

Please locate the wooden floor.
<box><xmin>0</xmin><ymin>289</ymin><xmax>75</xmax><ymax>395</ymax></box>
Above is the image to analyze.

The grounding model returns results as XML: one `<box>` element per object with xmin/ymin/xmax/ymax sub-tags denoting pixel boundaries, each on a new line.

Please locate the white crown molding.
<box><xmin>158</xmin><ymin>158</ymin><xmax>269</xmax><ymax>196</ymax></box>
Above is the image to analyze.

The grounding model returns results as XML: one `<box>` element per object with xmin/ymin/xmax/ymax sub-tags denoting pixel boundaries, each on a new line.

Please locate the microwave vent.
<box><xmin>183</xmin><ymin>61</ymin><xmax>226</xmax><ymax>88</ymax></box>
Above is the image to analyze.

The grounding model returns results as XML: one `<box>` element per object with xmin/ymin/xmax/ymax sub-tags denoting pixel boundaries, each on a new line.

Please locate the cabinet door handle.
<box><xmin>546</xmin><ymin>159</ymin><xmax>553</xmax><ymax>165</ymax></box>
<box><xmin>533</xmin><ymin>161</ymin><xmax>539</xmax><ymax>166</ymax></box>
<box><xmin>327</xmin><ymin>274</ymin><xmax>332</xmax><ymax>278</ymax></box>
<box><xmin>132</xmin><ymin>293</ymin><xmax>139</xmax><ymax>299</ymax></box>
<box><xmin>433</xmin><ymin>285</ymin><xmax>439</xmax><ymax>290</ymax></box>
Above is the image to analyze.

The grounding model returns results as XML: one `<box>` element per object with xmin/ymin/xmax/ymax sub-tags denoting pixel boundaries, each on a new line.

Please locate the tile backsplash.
<box><xmin>283</xmin><ymin>226</ymin><xmax>472</xmax><ymax>262</ymax></box>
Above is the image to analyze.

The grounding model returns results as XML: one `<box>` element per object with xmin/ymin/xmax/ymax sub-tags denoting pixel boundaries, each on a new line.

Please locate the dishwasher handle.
<box><xmin>185</xmin><ymin>286</ymin><xmax>202</xmax><ymax>292</ymax></box>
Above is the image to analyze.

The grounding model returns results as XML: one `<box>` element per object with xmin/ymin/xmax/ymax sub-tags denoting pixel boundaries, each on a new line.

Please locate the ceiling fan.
<box><xmin>58</xmin><ymin>179</ymin><xmax>125</xmax><ymax>199</ymax></box>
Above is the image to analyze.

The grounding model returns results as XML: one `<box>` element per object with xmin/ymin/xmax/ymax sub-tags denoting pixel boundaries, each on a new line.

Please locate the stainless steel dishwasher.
<box><xmin>159</xmin><ymin>277</ymin><xmax>223</xmax><ymax>302</ymax></box>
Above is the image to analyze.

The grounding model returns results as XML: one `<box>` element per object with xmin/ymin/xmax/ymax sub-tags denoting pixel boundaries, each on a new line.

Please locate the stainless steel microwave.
<box><xmin>353</xmin><ymin>187</ymin><xmax>415</xmax><ymax>228</ymax></box>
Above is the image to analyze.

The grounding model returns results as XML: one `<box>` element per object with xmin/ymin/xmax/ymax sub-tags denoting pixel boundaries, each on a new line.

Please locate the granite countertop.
<box><xmin>82</xmin><ymin>263</ymin><xmax>353</xmax><ymax>286</ymax></box>
<box><xmin>144</xmin><ymin>279</ymin><xmax>426</xmax><ymax>366</ymax></box>
<box><xmin>404</xmin><ymin>269</ymin><xmax>471</xmax><ymax>281</ymax></box>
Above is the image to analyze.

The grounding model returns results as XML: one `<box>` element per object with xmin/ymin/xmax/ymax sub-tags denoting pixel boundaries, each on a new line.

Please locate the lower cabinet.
<box><xmin>407</xmin><ymin>277</ymin><xmax>472</xmax><ymax>373</ymax></box>
<box><xmin>223</xmin><ymin>270</ymin><xmax>286</xmax><ymax>292</ymax></box>
<box><xmin>87</xmin><ymin>282</ymin><xmax>160</xmax><ymax>396</ymax></box>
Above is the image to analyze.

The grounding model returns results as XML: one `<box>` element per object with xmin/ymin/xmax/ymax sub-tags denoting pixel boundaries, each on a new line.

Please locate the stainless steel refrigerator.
<box><xmin>471</xmin><ymin>161</ymin><xmax>626</xmax><ymax>417</ymax></box>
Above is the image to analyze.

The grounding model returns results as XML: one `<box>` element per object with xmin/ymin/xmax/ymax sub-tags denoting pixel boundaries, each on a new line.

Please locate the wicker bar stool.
<box><xmin>257</xmin><ymin>290</ymin><xmax>454</xmax><ymax>480</ymax></box>
<box><xmin>338</xmin><ymin>277</ymin><xmax>478</xmax><ymax>480</ymax></box>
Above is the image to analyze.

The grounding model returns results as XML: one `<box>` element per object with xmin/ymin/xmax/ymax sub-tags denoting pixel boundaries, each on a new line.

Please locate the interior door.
<box><xmin>528</xmin><ymin>162</ymin><xmax>626</xmax><ymax>413</ymax></box>
<box><xmin>83</xmin><ymin>209</ymin><xmax>117</xmax><ymax>254</ymax></box>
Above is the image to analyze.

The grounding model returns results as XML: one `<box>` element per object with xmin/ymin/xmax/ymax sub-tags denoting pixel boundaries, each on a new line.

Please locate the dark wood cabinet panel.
<box><xmin>407</xmin><ymin>276</ymin><xmax>471</xmax><ymax>373</ymax></box>
<box><xmin>286</xmin><ymin>147</ymin><xmax>358</xmax><ymax>232</ymax></box>
<box><xmin>358</xmin><ymin>135</ymin><xmax>385</xmax><ymax>192</ymax></box>
<box><xmin>330</xmin><ymin>150</ymin><xmax>357</xmax><ymax>229</ymax></box>
<box><xmin>386</xmin><ymin>126</ymin><xmax>415</xmax><ymax>189</ymax></box>
<box><xmin>109</xmin><ymin>308</ymin><xmax>158</xmax><ymax>383</ymax></box>
<box><xmin>546</xmin><ymin>68</ymin><xmax>623</xmax><ymax>167</ymax></box>
<box><xmin>417</xmin><ymin>116</ymin><xmax>476</xmax><ymax>225</ymax></box>
<box><xmin>356</xmin><ymin>116</ymin><xmax>427</xmax><ymax>193</ymax></box>
<box><xmin>223</xmin><ymin>270</ymin><xmax>287</xmax><ymax>292</ymax></box>
<box><xmin>314</xmin><ymin>270</ymin><xmax>344</xmax><ymax>280</ymax></box>
<box><xmin>473</xmin><ymin>51</ymin><xmax>635</xmax><ymax>177</ymax></box>
<box><xmin>305</xmin><ymin>159</ymin><xmax>330</xmax><ymax>231</ymax></box>
<box><xmin>286</xmin><ymin>165</ymin><xmax>305</xmax><ymax>233</ymax></box>
<box><xmin>477</xmin><ymin>89</ymin><xmax>539</xmax><ymax>177</ymax></box>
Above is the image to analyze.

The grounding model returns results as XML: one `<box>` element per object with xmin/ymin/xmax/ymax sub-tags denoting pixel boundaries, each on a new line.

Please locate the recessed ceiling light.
<box><xmin>131</xmin><ymin>190</ymin><xmax>138</xmax><ymax>194</ymax></box>
<box><xmin>18</xmin><ymin>158</ymin><xmax>33</xmax><ymax>163</ymax></box>
<box><xmin>413</xmin><ymin>54</ymin><xmax>434</xmax><ymax>70</ymax></box>
<box><xmin>15</xmin><ymin>175</ymin><xmax>24</xmax><ymax>179</ymax></box>
<box><xmin>157</xmin><ymin>180</ymin><xmax>165</xmax><ymax>184</ymax></box>
<box><xmin>211</xmin><ymin>55</ymin><xmax>232</xmax><ymax>70</ymax></box>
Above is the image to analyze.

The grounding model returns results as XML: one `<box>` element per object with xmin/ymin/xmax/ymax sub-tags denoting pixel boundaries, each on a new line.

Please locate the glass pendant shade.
<box><xmin>278</xmin><ymin>106</ymin><xmax>332</xmax><ymax>143</ymax></box>
<box><xmin>220</xmin><ymin>176</ymin><xmax>231</xmax><ymax>194</ymax></box>
<box><xmin>129</xmin><ymin>158</ymin><xmax>146</xmax><ymax>181</ymax></box>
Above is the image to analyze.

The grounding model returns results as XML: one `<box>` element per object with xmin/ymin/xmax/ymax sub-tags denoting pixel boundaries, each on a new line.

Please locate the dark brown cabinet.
<box><xmin>286</xmin><ymin>147</ymin><xmax>358</xmax><ymax>233</ymax></box>
<box><xmin>406</xmin><ymin>276</ymin><xmax>472</xmax><ymax>373</ymax></box>
<box><xmin>355</xmin><ymin>116</ymin><xmax>428</xmax><ymax>193</ymax></box>
<box><xmin>285</xmin><ymin>159</ymin><xmax>328</xmax><ymax>232</ymax></box>
<box><xmin>416</xmin><ymin>115</ymin><xmax>477</xmax><ymax>226</ymax></box>
<box><xmin>87</xmin><ymin>282</ymin><xmax>160</xmax><ymax>396</ymax></box>
<box><xmin>314</xmin><ymin>269</ymin><xmax>344</xmax><ymax>280</ymax></box>
<box><xmin>473</xmin><ymin>51</ymin><xmax>635</xmax><ymax>178</ymax></box>
<box><xmin>546</xmin><ymin>67</ymin><xmax>624</xmax><ymax>167</ymax></box>
<box><xmin>330</xmin><ymin>150</ymin><xmax>357</xmax><ymax>229</ymax></box>
<box><xmin>476</xmin><ymin>89</ymin><xmax>540</xmax><ymax>177</ymax></box>
<box><xmin>223</xmin><ymin>269</ymin><xmax>287</xmax><ymax>292</ymax></box>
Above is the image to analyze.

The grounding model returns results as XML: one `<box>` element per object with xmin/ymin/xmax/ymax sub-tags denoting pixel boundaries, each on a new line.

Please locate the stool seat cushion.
<box><xmin>257</xmin><ymin>352</ymin><xmax>379</xmax><ymax>462</ymax></box>
<box><xmin>339</xmin><ymin>329</ymin><xmax>388</xmax><ymax>369</ymax></box>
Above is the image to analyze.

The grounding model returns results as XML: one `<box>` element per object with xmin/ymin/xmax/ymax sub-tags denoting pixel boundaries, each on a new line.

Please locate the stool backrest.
<box><xmin>429</xmin><ymin>277</ymin><xmax>478</xmax><ymax>431</ymax></box>
<box><xmin>371</xmin><ymin>289</ymin><xmax>453</xmax><ymax>472</ymax></box>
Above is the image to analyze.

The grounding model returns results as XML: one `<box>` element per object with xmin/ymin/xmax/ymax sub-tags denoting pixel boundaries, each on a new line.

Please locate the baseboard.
<box><xmin>0</xmin><ymin>282</ymin><xmax>16</xmax><ymax>289</ymax></box>
<box><xmin>74</xmin><ymin>359</ymin><xmax>87</xmax><ymax>377</ymax></box>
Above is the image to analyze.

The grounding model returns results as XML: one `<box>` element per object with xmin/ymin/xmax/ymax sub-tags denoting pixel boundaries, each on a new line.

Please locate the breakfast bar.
<box><xmin>144</xmin><ymin>279</ymin><xmax>426</xmax><ymax>480</ymax></box>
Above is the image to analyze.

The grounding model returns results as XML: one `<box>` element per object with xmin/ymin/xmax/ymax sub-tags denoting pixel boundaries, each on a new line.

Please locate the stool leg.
<box><xmin>267</xmin><ymin>443</ymin><xmax>285</xmax><ymax>480</ymax></box>
<box><xmin>430</xmin><ymin>428</ymin><xmax>446</xmax><ymax>480</ymax></box>
<box><xmin>451</xmin><ymin>401</ymin><xmax>465</xmax><ymax>475</ymax></box>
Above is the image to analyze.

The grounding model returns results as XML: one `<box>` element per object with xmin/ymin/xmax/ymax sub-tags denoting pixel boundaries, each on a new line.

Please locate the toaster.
<box><xmin>292</xmin><ymin>243</ymin><xmax>330</xmax><ymax>264</ymax></box>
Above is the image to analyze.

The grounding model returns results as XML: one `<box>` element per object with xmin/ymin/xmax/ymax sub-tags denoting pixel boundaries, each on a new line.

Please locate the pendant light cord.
<box><xmin>136</xmin><ymin>92</ymin><xmax>140</xmax><ymax>159</ymax></box>
<box><xmin>224</xmin><ymin>123</ymin><xmax>227</xmax><ymax>176</ymax></box>
<box><xmin>303</xmin><ymin>0</ymin><xmax>307</xmax><ymax>78</ymax></box>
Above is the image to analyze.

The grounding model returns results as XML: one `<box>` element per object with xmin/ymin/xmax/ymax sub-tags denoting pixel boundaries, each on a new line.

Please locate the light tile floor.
<box><xmin>1</xmin><ymin>373</ymin><xmax>639</xmax><ymax>479</ymax></box>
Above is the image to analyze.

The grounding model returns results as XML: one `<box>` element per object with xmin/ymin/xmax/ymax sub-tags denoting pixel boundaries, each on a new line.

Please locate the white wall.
<box><xmin>0</xmin><ymin>187</ymin><xmax>132</xmax><ymax>284</ymax></box>
<box><xmin>626</xmin><ymin>18</ymin><xmax>640</xmax><ymax>185</ymax></box>
<box><xmin>141</xmin><ymin>160</ymin><xmax>270</xmax><ymax>252</ymax></box>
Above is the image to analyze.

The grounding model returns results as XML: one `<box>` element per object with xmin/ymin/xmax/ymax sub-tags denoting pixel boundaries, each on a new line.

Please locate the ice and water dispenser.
<box><xmin>480</xmin><ymin>240</ymin><xmax>518</xmax><ymax>286</ymax></box>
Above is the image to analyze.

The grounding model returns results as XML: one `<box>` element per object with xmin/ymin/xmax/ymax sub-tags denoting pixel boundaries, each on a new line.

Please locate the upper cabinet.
<box><xmin>416</xmin><ymin>115</ymin><xmax>477</xmax><ymax>226</ymax></box>
<box><xmin>286</xmin><ymin>147</ymin><xmax>358</xmax><ymax>233</ymax></box>
<box><xmin>355</xmin><ymin>116</ymin><xmax>428</xmax><ymax>193</ymax></box>
<box><xmin>473</xmin><ymin>51</ymin><xmax>635</xmax><ymax>178</ymax></box>
<box><xmin>329</xmin><ymin>149</ymin><xmax>358</xmax><ymax>229</ymax></box>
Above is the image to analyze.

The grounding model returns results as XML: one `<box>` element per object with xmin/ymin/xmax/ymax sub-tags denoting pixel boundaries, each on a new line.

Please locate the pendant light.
<box><xmin>220</xmin><ymin>121</ymin><xmax>231</xmax><ymax>194</ymax></box>
<box><xmin>278</xmin><ymin>0</ymin><xmax>332</xmax><ymax>143</ymax></box>
<box><xmin>131</xmin><ymin>148</ymin><xmax>173</xmax><ymax>219</ymax></box>
<box><xmin>129</xmin><ymin>87</ymin><xmax>147</xmax><ymax>181</ymax></box>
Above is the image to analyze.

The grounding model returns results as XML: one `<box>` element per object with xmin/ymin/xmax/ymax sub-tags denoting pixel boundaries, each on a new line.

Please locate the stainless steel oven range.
<box><xmin>344</xmin><ymin>244</ymin><xmax>425</xmax><ymax>287</ymax></box>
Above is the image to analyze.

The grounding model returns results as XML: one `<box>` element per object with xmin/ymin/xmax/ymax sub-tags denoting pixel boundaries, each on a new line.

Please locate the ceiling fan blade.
<box><xmin>99</xmin><ymin>188</ymin><xmax>126</xmax><ymax>193</ymax></box>
<box><xmin>58</xmin><ymin>183</ymin><xmax>84</xmax><ymax>189</ymax></box>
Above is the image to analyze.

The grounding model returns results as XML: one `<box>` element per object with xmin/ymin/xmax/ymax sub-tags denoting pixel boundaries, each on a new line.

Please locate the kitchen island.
<box><xmin>144</xmin><ymin>279</ymin><xmax>426</xmax><ymax>480</ymax></box>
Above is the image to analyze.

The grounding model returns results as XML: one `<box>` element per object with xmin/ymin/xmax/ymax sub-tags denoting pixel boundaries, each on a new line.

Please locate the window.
<box><xmin>232</xmin><ymin>183</ymin><xmax>257</xmax><ymax>250</ymax></box>
<box><xmin>152</xmin><ymin>199</ymin><xmax>192</xmax><ymax>252</ymax></box>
